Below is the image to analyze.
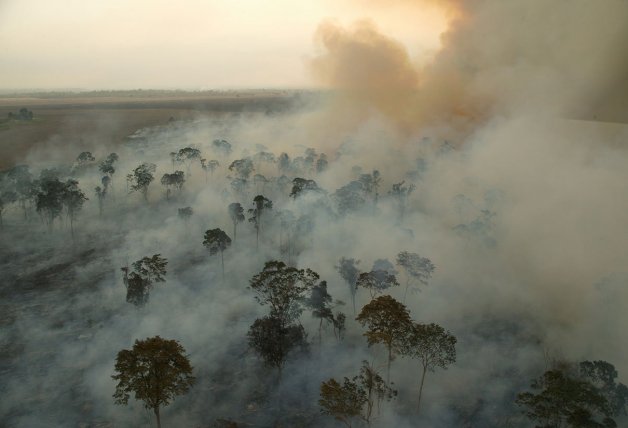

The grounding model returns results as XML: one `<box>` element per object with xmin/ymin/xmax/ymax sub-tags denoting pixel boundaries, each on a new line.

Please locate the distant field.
<box><xmin>0</xmin><ymin>91</ymin><xmax>297</xmax><ymax>169</ymax></box>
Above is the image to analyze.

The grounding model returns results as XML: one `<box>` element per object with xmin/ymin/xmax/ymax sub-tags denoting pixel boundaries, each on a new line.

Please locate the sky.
<box><xmin>0</xmin><ymin>0</ymin><xmax>448</xmax><ymax>90</ymax></box>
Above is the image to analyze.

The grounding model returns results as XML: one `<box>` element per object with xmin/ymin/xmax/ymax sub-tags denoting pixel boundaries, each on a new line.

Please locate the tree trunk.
<box><xmin>417</xmin><ymin>364</ymin><xmax>427</xmax><ymax>412</ymax></box>
<box><xmin>220</xmin><ymin>250</ymin><xmax>225</xmax><ymax>280</ymax></box>
<box><xmin>233</xmin><ymin>222</ymin><xmax>237</xmax><ymax>242</ymax></box>
<box><xmin>387</xmin><ymin>345</ymin><xmax>392</xmax><ymax>384</ymax></box>
<box><xmin>154</xmin><ymin>406</ymin><xmax>161</xmax><ymax>428</ymax></box>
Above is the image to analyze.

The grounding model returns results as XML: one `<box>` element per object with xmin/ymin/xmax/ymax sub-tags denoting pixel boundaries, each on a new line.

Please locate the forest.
<box><xmin>1</xmin><ymin>102</ymin><xmax>627</xmax><ymax>427</ymax></box>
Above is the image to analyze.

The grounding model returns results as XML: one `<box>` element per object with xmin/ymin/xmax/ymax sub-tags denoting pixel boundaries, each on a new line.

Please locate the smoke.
<box><xmin>311</xmin><ymin>0</ymin><xmax>628</xmax><ymax>137</ymax></box>
<box><xmin>2</xmin><ymin>1</ymin><xmax>628</xmax><ymax>427</ymax></box>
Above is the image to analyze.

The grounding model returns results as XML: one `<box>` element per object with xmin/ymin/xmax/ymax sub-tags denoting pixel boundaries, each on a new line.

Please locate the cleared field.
<box><xmin>0</xmin><ymin>91</ymin><xmax>295</xmax><ymax>169</ymax></box>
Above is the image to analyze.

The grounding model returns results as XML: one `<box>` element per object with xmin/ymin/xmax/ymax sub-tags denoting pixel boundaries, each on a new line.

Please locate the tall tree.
<box><xmin>396</xmin><ymin>251</ymin><xmax>435</xmax><ymax>301</ymax></box>
<box><xmin>160</xmin><ymin>171</ymin><xmax>185</xmax><ymax>200</ymax></box>
<box><xmin>247</xmin><ymin>315</ymin><xmax>308</xmax><ymax>378</ymax></box>
<box><xmin>336</xmin><ymin>257</ymin><xmax>361</xmax><ymax>314</ymax></box>
<box><xmin>517</xmin><ymin>364</ymin><xmax>621</xmax><ymax>428</ymax></box>
<box><xmin>99</xmin><ymin>152</ymin><xmax>119</xmax><ymax>189</ymax></box>
<box><xmin>112</xmin><ymin>336</ymin><xmax>195</xmax><ymax>428</ymax></box>
<box><xmin>62</xmin><ymin>179</ymin><xmax>88</xmax><ymax>238</ymax></box>
<box><xmin>175</xmin><ymin>147</ymin><xmax>202</xmax><ymax>175</ymax></box>
<box><xmin>319</xmin><ymin>377</ymin><xmax>368</xmax><ymax>428</ymax></box>
<box><xmin>290</xmin><ymin>177</ymin><xmax>323</xmax><ymax>199</ymax></box>
<box><xmin>356</xmin><ymin>270</ymin><xmax>400</xmax><ymax>299</ymax></box>
<box><xmin>35</xmin><ymin>176</ymin><xmax>66</xmax><ymax>230</ymax></box>
<box><xmin>228</xmin><ymin>202</ymin><xmax>245</xmax><ymax>241</ymax></box>
<box><xmin>228</xmin><ymin>158</ymin><xmax>254</xmax><ymax>180</ymax></box>
<box><xmin>121</xmin><ymin>254</ymin><xmax>168</xmax><ymax>307</ymax></box>
<box><xmin>129</xmin><ymin>163</ymin><xmax>156</xmax><ymax>201</ymax></box>
<box><xmin>356</xmin><ymin>295</ymin><xmax>411</xmax><ymax>383</ymax></box>
<box><xmin>202</xmin><ymin>228</ymin><xmax>231</xmax><ymax>279</ymax></box>
<box><xmin>400</xmin><ymin>322</ymin><xmax>456</xmax><ymax>411</ymax></box>
<box><xmin>201</xmin><ymin>158</ymin><xmax>220</xmax><ymax>182</ymax></box>
<box><xmin>248</xmin><ymin>260</ymin><xmax>319</xmax><ymax>327</ymax></box>
<box><xmin>389</xmin><ymin>181</ymin><xmax>415</xmax><ymax>223</ymax></box>
<box><xmin>306</xmin><ymin>280</ymin><xmax>334</xmax><ymax>345</ymax></box>
<box><xmin>248</xmin><ymin>194</ymin><xmax>272</xmax><ymax>249</ymax></box>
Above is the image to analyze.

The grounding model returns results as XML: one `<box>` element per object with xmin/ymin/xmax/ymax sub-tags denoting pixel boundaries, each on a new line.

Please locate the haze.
<box><xmin>0</xmin><ymin>0</ymin><xmax>447</xmax><ymax>90</ymax></box>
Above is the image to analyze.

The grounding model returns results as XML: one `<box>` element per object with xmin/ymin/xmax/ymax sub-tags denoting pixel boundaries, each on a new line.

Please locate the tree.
<box><xmin>356</xmin><ymin>270</ymin><xmax>400</xmax><ymax>299</ymax></box>
<box><xmin>202</xmin><ymin>228</ymin><xmax>231</xmax><ymax>278</ymax></box>
<box><xmin>396</xmin><ymin>251</ymin><xmax>435</xmax><ymax>301</ymax></box>
<box><xmin>5</xmin><ymin>165</ymin><xmax>34</xmax><ymax>219</ymax></box>
<box><xmin>278</xmin><ymin>152</ymin><xmax>291</xmax><ymax>174</ymax></box>
<box><xmin>356</xmin><ymin>295</ymin><xmax>411</xmax><ymax>382</ymax></box>
<box><xmin>290</xmin><ymin>177</ymin><xmax>323</xmax><ymax>199</ymax></box>
<box><xmin>579</xmin><ymin>361</ymin><xmax>628</xmax><ymax>416</ymax></box>
<box><xmin>333</xmin><ymin>181</ymin><xmax>367</xmax><ymax>215</ymax></box>
<box><xmin>212</xmin><ymin>139</ymin><xmax>232</xmax><ymax>156</ymax></box>
<box><xmin>121</xmin><ymin>254</ymin><xmax>168</xmax><ymax>307</ymax></box>
<box><xmin>129</xmin><ymin>163</ymin><xmax>156</xmax><ymax>201</ymax></box>
<box><xmin>201</xmin><ymin>158</ymin><xmax>219</xmax><ymax>182</ymax></box>
<box><xmin>319</xmin><ymin>377</ymin><xmax>368</xmax><ymax>428</ymax></box>
<box><xmin>247</xmin><ymin>316</ymin><xmax>308</xmax><ymax>377</ymax></box>
<box><xmin>178</xmin><ymin>206</ymin><xmax>193</xmax><ymax>227</ymax></box>
<box><xmin>160</xmin><ymin>171</ymin><xmax>185</xmax><ymax>200</ymax></box>
<box><xmin>516</xmin><ymin>365</ymin><xmax>620</xmax><ymax>428</ymax></box>
<box><xmin>389</xmin><ymin>181</ymin><xmax>415</xmax><ymax>223</ymax></box>
<box><xmin>99</xmin><ymin>152</ymin><xmax>119</xmax><ymax>180</ymax></box>
<box><xmin>306</xmin><ymin>280</ymin><xmax>333</xmax><ymax>345</ymax></box>
<box><xmin>248</xmin><ymin>195</ymin><xmax>272</xmax><ymax>249</ymax></box>
<box><xmin>316</xmin><ymin>153</ymin><xmax>329</xmax><ymax>174</ymax></box>
<box><xmin>248</xmin><ymin>260</ymin><xmax>319</xmax><ymax>327</ymax></box>
<box><xmin>175</xmin><ymin>147</ymin><xmax>202</xmax><ymax>175</ymax></box>
<box><xmin>95</xmin><ymin>186</ymin><xmax>106</xmax><ymax>217</ymax></box>
<box><xmin>112</xmin><ymin>336</ymin><xmax>195</xmax><ymax>428</ymax></box>
<box><xmin>228</xmin><ymin>158</ymin><xmax>254</xmax><ymax>180</ymax></box>
<box><xmin>228</xmin><ymin>202</ymin><xmax>245</xmax><ymax>242</ymax></box>
<box><xmin>35</xmin><ymin>176</ymin><xmax>66</xmax><ymax>230</ymax></box>
<box><xmin>319</xmin><ymin>361</ymin><xmax>395</xmax><ymax>427</ymax></box>
<box><xmin>61</xmin><ymin>179</ymin><xmax>88</xmax><ymax>238</ymax></box>
<box><xmin>336</xmin><ymin>257</ymin><xmax>360</xmax><ymax>314</ymax></box>
<box><xmin>358</xmin><ymin>360</ymin><xmax>396</xmax><ymax>423</ymax></box>
<box><xmin>359</xmin><ymin>170</ymin><xmax>381</xmax><ymax>201</ymax></box>
<box><xmin>400</xmin><ymin>322</ymin><xmax>456</xmax><ymax>411</ymax></box>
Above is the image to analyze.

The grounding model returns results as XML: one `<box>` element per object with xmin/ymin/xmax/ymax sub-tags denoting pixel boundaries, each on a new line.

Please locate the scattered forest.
<box><xmin>0</xmin><ymin>110</ymin><xmax>626</xmax><ymax>428</ymax></box>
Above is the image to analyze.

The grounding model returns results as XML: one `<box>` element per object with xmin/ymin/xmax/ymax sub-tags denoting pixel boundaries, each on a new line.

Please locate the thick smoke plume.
<box><xmin>312</xmin><ymin>0</ymin><xmax>628</xmax><ymax>137</ymax></box>
<box><xmin>1</xmin><ymin>1</ymin><xmax>628</xmax><ymax>427</ymax></box>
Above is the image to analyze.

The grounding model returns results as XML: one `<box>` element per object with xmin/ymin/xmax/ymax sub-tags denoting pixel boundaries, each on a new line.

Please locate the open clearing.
<box><xmin>0</xmin><ymin>91</ymin><xmax>295</xmax><ymax>169</ymax></box>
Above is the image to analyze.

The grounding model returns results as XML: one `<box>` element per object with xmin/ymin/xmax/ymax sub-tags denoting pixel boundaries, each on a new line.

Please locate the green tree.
<box><xmin>62</xmin><ymin>179</ymin><xmax>88</xmax><ymax>238</ymax></box>
<box><xmin>129</xmin><ymin>162</ymin><xmax>157</xmax><ymax>201</ymax></box>
<box><xmin>517</xmin><ymin>365</ymin><xmax>619</xmax><ymax>428</ymax></box>
<box><xmin>319</xmin><ymin>377</ymin><xmax>368</xmax><ymax>428</ymax></box>
<box><xmin>121</xmin><ymin>254</ymin><xmax>168</xmax><ymax>307</ymax></box>
<box><xmin>247</xmin><ymin>315</ymin><xmax>308</xmax><ymax>377</ymax></box>
<box><xmin>160</xmin><ymin>171</ymin><xmax>185</xmax><ymax>200</ymax></box>
<box><xmin>112</xmin><ymin>336</ymin><xmax>195</xmax><ymax>428</ymax></box>
<box><xmin>35</xmin><ymin>176</ymin><xmax>66</xmax><ymax>230</ymax></box>
<box><xmin>248</xmin><ymin>194</ymin><xmax>272</xmax><ymax>249</ymax></box>
<box><xmin>356</xmin><ymin>295</ymin><xmax>411</xmax><ymax>383</ymax></box>
<box><xmin>400</xmin><ymin>322</ymin><xmax>456</xmax><ymax>411</ymax></box>
<box><xmin>248</xmin><ymin>260</ymin><xmax>319</xmax><ymax>327</ymax></box>
<box><xmin>202</xmin><ymin>228</ymin><xmax>231</xmax><ymax>279</ymax></box>
<box><xmin>175</xmin><ymin>147</ymin><xmax>202</xmax><ymax>175</ymax></box>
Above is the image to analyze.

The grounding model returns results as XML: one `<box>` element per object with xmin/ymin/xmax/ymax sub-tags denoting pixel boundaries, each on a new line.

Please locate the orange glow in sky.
<box><xmin>0</xmin><ymin>0</ymin><xmax>448</xmax><ymax>89</ymax></box>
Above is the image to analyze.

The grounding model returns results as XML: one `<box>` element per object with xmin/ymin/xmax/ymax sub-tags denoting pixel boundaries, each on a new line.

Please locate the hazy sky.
<box><xmin>0</xmin><ymin>0</ymin><xmax>447</xmax><ymax>90</ymax></box>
